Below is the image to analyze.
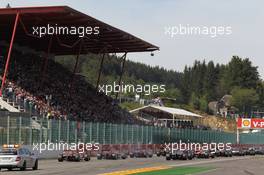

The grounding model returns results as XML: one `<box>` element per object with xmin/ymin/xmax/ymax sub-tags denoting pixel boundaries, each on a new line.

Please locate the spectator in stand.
<box><xmin>1</xmin><ymin>50</ymin><xmax>136</xmax><ymax>124</ymax></box>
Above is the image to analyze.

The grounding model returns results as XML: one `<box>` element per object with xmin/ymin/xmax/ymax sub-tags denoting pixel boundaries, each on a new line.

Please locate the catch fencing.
<box><xmin>0</xmin><ymin>112</ymin><xmax>263</xmax><ymax>145</ymax></box>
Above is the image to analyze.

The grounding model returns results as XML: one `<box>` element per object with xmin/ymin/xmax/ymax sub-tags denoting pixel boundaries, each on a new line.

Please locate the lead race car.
<box><xmin>129</xmin><ymin>144</ymin><xmax>154</xmax><ymax>158</ymax></box>
<box><xmin>129</xmin><ymin>148</ymin><xmax>153</xmax><ymax>158</ymax></box>
<box><xmin>58</xmin><ymin>149</ymin><xmax>91</xmax><ymax>162</ymax></box>
<box><xmin>166</xmin><ymin>149</ymin><xmax>194</xmax><ymax>160</ymax></box>
<box><xmin>58</xmin><ymin>144</ymin><xmax>91</xmax><ymax>162</ymax></box>
<box><xmin>0</xmin><ymin>144</ymin><xmax>38</xmax><ymax>171</ymax></box>
<box><xmin>97</xmin><ymin>145</ymin><xmax>127</xmax><ymax>160</ymax></box>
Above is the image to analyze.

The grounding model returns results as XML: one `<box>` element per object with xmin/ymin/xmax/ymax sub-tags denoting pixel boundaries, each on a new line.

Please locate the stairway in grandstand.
<box><xmin>0</xmin><ymin>97</ymin><xmax>42</xmax><ymax>130</ymax></box>
<box><xmin>0</xmin><ymin>97</ymin><xmax>20</xmax><ymax>112</ymax></box>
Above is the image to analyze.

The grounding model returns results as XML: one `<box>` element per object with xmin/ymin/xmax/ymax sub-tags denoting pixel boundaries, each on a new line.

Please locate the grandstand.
<box><xmin>0</xmin><ymin>6</ymin><xmax>159</xmax><ymax>123</ymax></box>
<box><xmin>1</xmin><ymin>6</ymin><xmax>264</xmax><ymax>149</ymax></box>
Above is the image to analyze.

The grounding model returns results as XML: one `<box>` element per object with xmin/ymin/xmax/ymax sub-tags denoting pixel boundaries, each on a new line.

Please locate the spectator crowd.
<box><xmin>1</xmin><ymin>50</ymin><xmax>135</xmax><ymax>124</ymax></box>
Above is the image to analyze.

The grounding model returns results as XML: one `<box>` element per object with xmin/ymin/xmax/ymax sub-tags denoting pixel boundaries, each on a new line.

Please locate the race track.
<box><xmin>0</xmin><ymin>156</ymin><xmax>263</xmax><ymax>175</ymax></box>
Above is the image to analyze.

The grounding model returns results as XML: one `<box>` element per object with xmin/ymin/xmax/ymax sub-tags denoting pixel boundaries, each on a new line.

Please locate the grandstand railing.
<box><xmin>2</xmin><ymin>89</ymin><xmax>39</xmax><ymax>115</ymax></box>
<box><xmin>0</xmin><ymin>112</ymin><xmax>263</xmax><ymax>145</ymax></box>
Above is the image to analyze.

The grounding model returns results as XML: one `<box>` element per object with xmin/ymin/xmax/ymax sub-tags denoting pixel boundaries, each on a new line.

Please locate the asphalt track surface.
<box><xmin>0</xmin><ymin>156</ymin><xmax>263</xmax><ymax>175</ymax></box>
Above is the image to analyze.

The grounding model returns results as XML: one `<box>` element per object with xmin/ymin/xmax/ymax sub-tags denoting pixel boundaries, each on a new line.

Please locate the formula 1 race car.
<box><xmin>166</xmin><ymin>150</ymin><xmax>194</xmax><ymax>160</ymax></box>
<box><xmin>97</xmin><ymin>152</ymin><xmax>127</xmax><ymax>160</ymax></box>
<box><xmin>195</xmin><ymin>149</ymin><xmax>215</xmax><ymax>159</ymax></box>
<box><xmin>254</xmin><ymin>147</ymin><xmax>264</xmax><ymax>155</ymax></box>
<box><xmin>97</xmin><ymin>145</ymin><xmax>127</xmax><ymax>160</ymax></box>
<box><xmin>219</xmin><ymin>149</ymin><xmax>232</xmax><ymax>157</ymax></box>
<box><xmin>245</xmin><ymin>147</ymin><xmax>256</xmax><ymax>156</ymax></box>
<box><xmin>58</xmin><ymin>149</ymin><xmax>91</xmax><ymax>162</ymax></box>
<box><xmin>231</xmin><ymin>147</ymin><xmax>246</xmax><ymax>156</ymax></box>
<box><xmin>129</xmin><ymin>149</ymin><xmax>153</xmax><ymax>158</ymax></box>
<box><xmin>156</xmin><ymin>146</ymin><xmax>168</xmax><ymax>157</ymax></box>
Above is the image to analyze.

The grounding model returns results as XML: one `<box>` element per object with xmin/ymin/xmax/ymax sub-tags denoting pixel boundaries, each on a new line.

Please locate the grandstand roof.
<box><xmin>130</xmin><ymin>105</ymin><xmax>202</xmax><ymax>118</ymax></box>
<box><xmin>0</xmin><ymin>6</ymin><xmax>159</xmax><ymax>55</ymax></box>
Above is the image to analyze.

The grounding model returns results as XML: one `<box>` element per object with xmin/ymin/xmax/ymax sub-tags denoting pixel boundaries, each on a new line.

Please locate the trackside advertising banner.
<box><xmin>237</xmin><ymin>118</ymin><xmax>264</xmax><ymax>129</ymax></box>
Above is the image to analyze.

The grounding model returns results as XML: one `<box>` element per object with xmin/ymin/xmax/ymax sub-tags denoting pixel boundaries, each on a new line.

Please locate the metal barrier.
<box><xmin>0</xmin><ymin>112</ymin><xmax>263</xmax><ymax>145</ymax></box>
<box><xmin>240</xmin><ymin>132</ymin><xmax>264</xmax><ymax>144</ymax></box>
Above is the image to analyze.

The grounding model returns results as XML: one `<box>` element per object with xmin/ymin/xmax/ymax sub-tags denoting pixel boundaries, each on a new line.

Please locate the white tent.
<box><xmin>130</xmin><ymin>105</ymin><xmax>202</xmax><ymax>118</ymax></box>
<box><xmin>130</xmin><ymin>105</ymin><xmax>202</xmax><ymax>127</ymax></box>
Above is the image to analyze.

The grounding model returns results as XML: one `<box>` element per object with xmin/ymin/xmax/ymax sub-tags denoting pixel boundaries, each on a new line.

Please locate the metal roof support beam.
<box><xmin>91</xmin><ymin>46</ymin><xmax>109</xmax><ymax>90</ymax></box>
<box><xmin>72</xmin><ymin>39</ymin><xmax>83</xmax><ymax>75</ymax></box>
<box><xmin>96</xmin><ymin>53</ymin><xmax>105</xmax><ymax>90</ymax></box>
<box><xmin>69</xmin><ymin>39</ymin><xmax>83</xmax><ymax>93</ymax></box>
<box><xmin>173</xmin><ymin>114</ymin><xmax>175</xmax><ymax>127</ymax></box>
<box><xmin>115</xmin><ymin>52</ymin><xmax>127</xmax><ymax>100</ymax></box>
<box><xmin>40</xmin><ymin>35</ymin><xmax>53</xmax><ymax>86</ymax></box>
<box><xmin>0</xmin><ymin>12</ymin><xmax>20</xmax><ymax>96</ymax></box>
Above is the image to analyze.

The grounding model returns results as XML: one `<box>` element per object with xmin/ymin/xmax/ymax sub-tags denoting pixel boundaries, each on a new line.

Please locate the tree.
<box><xmin>256</xmin><ymin>81</ymin><xmax>264</xmax><ymax>109</ymax></box>
<box><xmin>159</xmin><ymin>88</ymin><xmax>183</xmax><ymax>103</ymax></box>
<box><xmin>55</xmin><ymin>54</ymin><xmax>264</xmax><ymax>115</ymax></box>
<box><xmin>203</xmin><ymin>61</ymin><xmax>219</xmax><ymax>101</ymax></box>
<box><xmin>189</xmin><ymin>92</ymin><xmax>200</xmax><ymax>109</ymax></box>
<box><xmin>231</xmin><ymin>87</ymin><xmax>259</xmax><ymax>113</ymax></box>
<box><xmin>199</xmin><ymin>96</ymin><xmax>208</xmax><ymax>112</ymax></box>
<box><xmin>181</xmin><ymin>66</ymin><xmax>192</xmax><ymax>103</ymax></box>
<box><xmin>222</xmin><ymin>56</ymin><xmax>259</xmax><ymax>91</ymax></box>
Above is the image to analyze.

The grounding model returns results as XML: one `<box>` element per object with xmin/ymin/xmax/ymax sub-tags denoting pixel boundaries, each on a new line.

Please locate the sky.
<box><xmin>1</xmin><ymin>0</ymin><xmax>264</xmax><ymax>78</ymax></box>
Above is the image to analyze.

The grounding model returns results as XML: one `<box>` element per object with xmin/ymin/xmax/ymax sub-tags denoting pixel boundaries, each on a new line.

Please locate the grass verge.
<box><xmin>133</xmin><ymin>166</ymin><xmax>214</xmax><ymax>175</ymax></box>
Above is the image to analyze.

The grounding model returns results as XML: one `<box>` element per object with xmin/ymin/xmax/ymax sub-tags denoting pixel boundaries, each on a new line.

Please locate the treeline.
<box><xmin>180</xmin><ymin>56</ymin><xmax>264</xmax><ymax>113</ymax></box>
<box><xmin>56</xmin><ymin>55</ymin><xmax>264</xmax><ymax>114</ymax></box>
<box><xmin>56</xmin><ymin>54</ymin><xmax>182</xmax><ymax>93</ymax></box>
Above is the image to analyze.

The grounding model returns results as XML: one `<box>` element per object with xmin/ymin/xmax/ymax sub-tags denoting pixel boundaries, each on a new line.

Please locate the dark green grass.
<box><xmin>133</xmin><ymin>166</ymin><xmax>214</xmax><ymax>175</ymax></box>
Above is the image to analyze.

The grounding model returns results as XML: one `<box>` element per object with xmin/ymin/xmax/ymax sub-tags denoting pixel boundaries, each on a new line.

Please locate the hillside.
<box><xmin>56</xmin><ymin>54</ymin><xmax>264</xmax><ymax>117</ymax></box>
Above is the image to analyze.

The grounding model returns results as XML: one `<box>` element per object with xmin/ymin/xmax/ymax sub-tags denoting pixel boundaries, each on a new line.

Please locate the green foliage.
<box><xmin>55</xmin><ymin>54</ymin><xmax>263</xmax><ymax>114</ymax></box>
<box><xmin>119</xmin><ymin>102</ymin><xmax>143</xmax><ymax>111</ymax></box>
<box><xmin>203</xmin><ymin>61</ymin><xmax>220</xmax><ymax>101</ymax></box>
<box><xmin>157</xmin><ymin>88</ymin><xmax>183</xmax><ymax>102</ymax></box>
<box><xmin>256</xmin><ymin>82</ymin><xmax>264</xmax><ymax>108</ymax></box>
<box><xmin>221</xmin><ymin>56</ymin><xmax>259</xmax><ymax>91</ymax></box>
<box><xmin>190</xmin><ymin>93</ymin><xmax>200</xmax><ymax>109</ymax></box>
<box><xmin>56</xmin><ymin>54</ymin><xmax>182</xmax><ymax>93</ymax></box>
<box><xmin>231</xmin><ymin>87</ymin><xmax>259</xmax><ymax>112</ymax></box>
<box><xmin>199</xmin><ymin>96</ymin><xmax>209</xmax><ymax>112</ymax></box>
<box><xmin>180</xmin><ymin>56</ymin><xmax>262</xmax><ymax>113</ymax></box>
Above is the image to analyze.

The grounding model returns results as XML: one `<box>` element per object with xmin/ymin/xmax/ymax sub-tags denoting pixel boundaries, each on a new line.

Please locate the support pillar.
<box><xmin>0</xmin><ymin>12</ymin><xmax>20</xmax><ymax>96</ymax></box>
<box><xmin>69</xmin><ymin>41</ymin><xmax>83</xmax><ymax>92</ymax></box>
<box><xmin>96</xmin><ymin>53</ymin><xmax>105</xmax><ymax>90</ymax></box>
<box><xmin>41</xmin><ymin>36</ymin><xmax>53</xmax><ymax>85</ymax></box>
<box><xmin>115</xmin><ymin>53</ymin><xmax>127</xmax><ymax>100</ymax></box>
<box><xmin>236</xmin><ymin>129</ymin><xmax>240</xmax><ymax>144</ymax></box>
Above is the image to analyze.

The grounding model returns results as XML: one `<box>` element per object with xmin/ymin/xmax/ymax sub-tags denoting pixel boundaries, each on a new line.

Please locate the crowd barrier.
<box><xmin>0</xmin><ymin>112</ymin><xmax>263</xmax><ymax>146</ymax></box>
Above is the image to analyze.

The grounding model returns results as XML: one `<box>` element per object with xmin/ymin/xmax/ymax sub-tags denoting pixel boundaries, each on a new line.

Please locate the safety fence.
<box><xmin>0</xmin><ymin>113</ymin><xmax>263</xmax><ymax>145</ymax></box>
<box><xmin>239</xmin><ymin>132</ymin><xmax>264</xmax><ymax>144</ymax></box>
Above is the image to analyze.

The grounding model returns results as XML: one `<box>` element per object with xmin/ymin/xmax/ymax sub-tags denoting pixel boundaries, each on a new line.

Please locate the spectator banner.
<box><xmin>237</xmin><ymin>118</ymin><xmax>264</xmax><ymax>129</ymax></box>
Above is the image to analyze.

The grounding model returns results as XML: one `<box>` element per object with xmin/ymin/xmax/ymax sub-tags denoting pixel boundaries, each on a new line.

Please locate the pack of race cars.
<box><xmin>57</xmin><ymin>144</ymin><xmax>264</xmax><ymax>162</ymax></box>
<box><xmin>1</xmin><ymin>143</ymin><xmax>263</xmax><ymax>172</ymax></box>
<box><xmin>164</xmin><ymin>146</ymin><xmax>263</xmax><ymax>161</ymax></box>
